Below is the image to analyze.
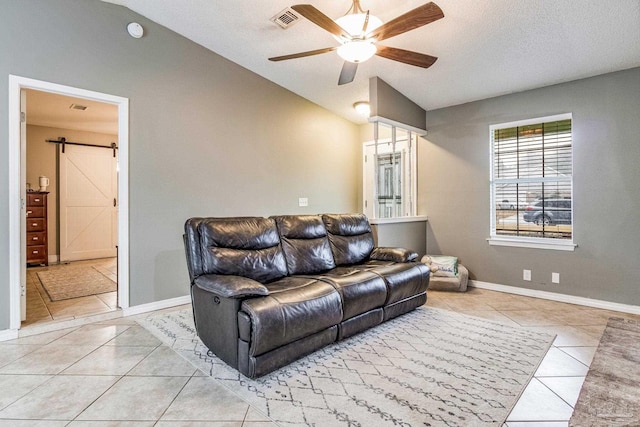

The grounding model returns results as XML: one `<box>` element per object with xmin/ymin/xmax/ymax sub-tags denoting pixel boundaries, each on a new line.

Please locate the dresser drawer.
<box><xmin>27</xmin><ymin>232</ymin><xmax>46</xmax><ymax>246</ymax></box>
<box><xmin>26</xmin><ymin>246</ymin><xmax>46</xmax><ymax>262</ymax></box>
<box><xmin>27</xmin><ymin>193</ymin><xmax>45</xmax><ymax>206</ymax></box>
<box><xmin>27</xmin><ymin>219</ymin><xmax>45</xmax><ymax>232</ymax></box>
<box><xmin>26</xmin><ymin>207</ymin><xmax>45</xmax><ymax>218</ymax></box>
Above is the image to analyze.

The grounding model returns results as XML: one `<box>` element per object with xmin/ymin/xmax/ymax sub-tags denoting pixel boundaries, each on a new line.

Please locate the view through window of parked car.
<box><xmin>489</xmin><ymin>114</ymin><xmax>573</xmax><ymax>248</ymax></box>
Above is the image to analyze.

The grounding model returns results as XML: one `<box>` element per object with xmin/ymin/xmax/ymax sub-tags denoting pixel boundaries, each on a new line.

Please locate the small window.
<box><xmin>363</xmin><ymin>122</ymin><xmax>418</xmax><ymax>219</ymax></box>
<box><xmin>489</xmin><ymin>114</ymin><xmax>575</xmax><ymax>250</ymax></box>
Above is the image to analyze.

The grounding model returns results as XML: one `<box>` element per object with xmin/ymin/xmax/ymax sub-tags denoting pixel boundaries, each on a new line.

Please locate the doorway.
<box><xmin>8</xmin><ymin>75</ymin><xmax>130</xmax><ymax>331</ymax></box>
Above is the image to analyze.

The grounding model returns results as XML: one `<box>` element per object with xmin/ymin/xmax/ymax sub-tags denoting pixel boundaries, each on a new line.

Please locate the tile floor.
<box><xmin>1</xmin><ymin>286</ymin><xmax>637</xmax><ymax>426</ymax></box>
<box><xmin>24</xmin><ymin>258</ymin><xmax>118</xmax><ymax>327</ymax></box>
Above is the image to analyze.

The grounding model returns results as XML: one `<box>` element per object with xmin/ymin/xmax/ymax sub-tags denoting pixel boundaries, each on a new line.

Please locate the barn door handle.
<box><xmin>113</xmin><ymin>198</ymin><xmax>117</xmax><ymax>207</ymax></box>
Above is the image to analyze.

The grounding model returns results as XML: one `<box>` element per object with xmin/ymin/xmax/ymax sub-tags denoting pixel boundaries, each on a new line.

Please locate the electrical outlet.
<box><xmin>523</xmin><ymin>269</ymin><xmax>531</xmax><ymax>281</ymax></box>
<box><xmin>552</xmin><ymin>272</ymin><xmax>560</xmax><ymax>284</ymax></box>
<box><xmin>298</xmin><ymin>197</ymin><xmax>308</xmax><ymax>207</ymax></box>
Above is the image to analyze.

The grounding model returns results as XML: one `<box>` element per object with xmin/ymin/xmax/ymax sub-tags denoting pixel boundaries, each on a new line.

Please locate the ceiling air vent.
<box><xmin>69</xmin><ymin>104</ymin><xmax>88</xmax><ymax>111</ymax></box>
<box><xmin>270</xmin><ymin>7</ymin><xmax>301</xmax><ymax>29</ymax></box>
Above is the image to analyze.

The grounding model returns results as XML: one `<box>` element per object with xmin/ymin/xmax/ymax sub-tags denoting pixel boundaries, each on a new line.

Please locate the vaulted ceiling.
<box><xmin>104</xmin><ymin>0</ymin><xmax>640</xmax><ymax>123</ymax></box>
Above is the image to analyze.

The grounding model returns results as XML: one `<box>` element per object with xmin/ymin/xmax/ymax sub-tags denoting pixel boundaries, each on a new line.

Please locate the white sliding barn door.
<box><xmin>59</xmin><ymin>144</ymin><xmax>117</xmax><ymax>261</ymax></box>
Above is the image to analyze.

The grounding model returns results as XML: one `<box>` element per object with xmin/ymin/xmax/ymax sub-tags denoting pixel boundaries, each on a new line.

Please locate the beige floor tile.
<box><xmin>486</xmin><ymin>298</ymin><xmax>538</xmax><ymax>311</ymax></box>
<box><xmin>501</xmin><ymin>310</ymin><xmax>568</xmax><ymax>327</ymax></box>
<box><xmin>0</xmin><ymin>421</ymin><xmax>69</xmax><ymax>426</ymax></box>
<box><xmin>67</xmin><ymin>422</ymin><xmax>156</xmax><ymax>426</ymax></box>
<box><xmin>160</xmin><ymin>377</ymin><xmax>250</xmax><ymax>422</ymax></box>
<box><xmin>0</xmin><ymin>375</ymin><xmax>118</xmax><ymax>420</ymax></box>
<box><xmin>506</xmin><ymin>378</ymin><xmax>574</xmax><ymax>421</ymax></box>
<box><xmin>48</xmin><ymin>296</ymin><xmax>112</xmax><ymax>320</ymax></box>
<box><xmin>128</xmin><ymin>346</ymin><xmax>197</xmax><ymax>377</ymax></box>
<box><xmin>104</xmin><ymin>326</ymin><xmax>162</xmax><ymax>347</ymax></box>
<box><xmin>0</xmin><ymin>374</ymin><xmax>52</xmax><ymax>410</ymax></box>
<box><xmin>242</xmin><ymin>423</ymin><xmax>279</xmax><ymax>427</ymax></box>
<box><xmin>46</xmin><ymin>324</ymin><xmax>131</xmax><ymax>347</ymax></box>
<box><xmin>244</xmin><ymin>406</ymin><xmax>273</xmax><ymax>422</ymax></box>
<box><xmin>556</xmin><ymin>346</ymin><xmax>597</xmax><ymax>366</ymax></box>
<box><xmin>155</xmin><ymin>422</ymin><xmax>242</xmax><ymax>426</ymax></box>
<box><xmin>538</xmin><ymin>376</ymin><xmax>586</xmax><ymax>407</ymax></box>
<box><xmin>437</xmin><ymin>298</ymin><xmax>496</xmax><ymax>311</ymax></box>
<box><xmin>535</xmin><ymin>348</ymin><xmax>589</xmax><ymax>377</ymax></box>
<box><xmin>97</xmin><ymin>291</ymin><xmax>118</xmax><ymax>308</ymax></box>
<box><xmin>5</xmin><ymin>327</ymin><xmax>77</xmax><ymax>345</ymax></box>
<box><xmin>523</xmin><ymin>325</ymin><xmax>601</xmax><ymax>347</ymax></box>
<box><xmin>62</xmin><ymin>345</ymin><xmax>155</xmax><ymax>376</ymax></box>
<box><xmin>506</xmin><ymin>422</ymin><xmax>569</xmax><ymax>427</ymax></box>
<box><xmin>77</xmin><ymin>376</ymin><xmax>189</xmax><ymax>421</ymax></box>
<box><xmin>0</xmin><ymin>344</ymin><xmax>42</xmax><ymax>368</ymax></box>
<box><xmin>573</xmin><ymin>324</ymin><xmax>606</xmax><ymax>339</ymax></box>
<box><xmin>0</xmin><ymin>344</ymin><xmax>97</xmax><ymax>375</ymax></box>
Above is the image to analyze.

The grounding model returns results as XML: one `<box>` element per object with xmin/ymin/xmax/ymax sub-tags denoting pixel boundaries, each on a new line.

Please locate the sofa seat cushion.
<box><xmin>240</xmin><ymin>277</ymin><xmax>342</xmax><ymax>357</ymax></box>
<box><xmin>329</xmin><ymin>262</ymin><xmax>430</xmax><ymax>305</ymax></box>
<box><xmin>369</xmin><ymin>263</ymin><xmax>430</xmax><ymax>304</ymax></box>
<box><xmin>309</xmin><ymin>270</ymin><xmax>388</xmax><ymax>320</ymax></box>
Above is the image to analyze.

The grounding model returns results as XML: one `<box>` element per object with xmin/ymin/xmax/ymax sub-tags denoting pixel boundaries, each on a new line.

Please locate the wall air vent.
<box><xmin>270</xmin><ymin>8</ymin><xmax>301</xmax><ymax>29</ymax></box>
<box><xmin>69</xmin><ymin>104</ymin><xmax>88</xmax><ymax>111</ymax></box>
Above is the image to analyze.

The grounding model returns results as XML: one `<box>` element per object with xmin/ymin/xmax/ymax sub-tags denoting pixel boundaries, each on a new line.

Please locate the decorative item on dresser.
<box><xmin>26</xmin><ymin>191</ymin><xmax>48</xmax><ymax>266</ymax></box>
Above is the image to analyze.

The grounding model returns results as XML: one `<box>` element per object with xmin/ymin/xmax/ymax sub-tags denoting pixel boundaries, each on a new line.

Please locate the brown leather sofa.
<box><xmin>183</xmin><ymin>213</ymin><xmax>430</xmax><ymax>378</ymax></box>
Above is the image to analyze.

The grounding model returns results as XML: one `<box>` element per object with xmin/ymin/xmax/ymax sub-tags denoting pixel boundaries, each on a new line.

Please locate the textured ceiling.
<box><xmin>104</xmin><ymin>0</ymin><xmax>640</xmax><ymax>124</ymax></box>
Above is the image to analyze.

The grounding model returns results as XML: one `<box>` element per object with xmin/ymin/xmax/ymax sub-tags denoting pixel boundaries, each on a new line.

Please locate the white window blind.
<box><xmin>490</xmin><ymin>114</ymin><xmax>573</xmax><ymax>245</ymax></box>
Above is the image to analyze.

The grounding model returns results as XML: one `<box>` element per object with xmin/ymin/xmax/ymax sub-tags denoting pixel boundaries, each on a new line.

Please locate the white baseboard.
<box><xmin>123</xmin><ymin>295</ymin><xmax>191</xmax><ymax>317</ymax></box>
<box><xmin>469</xmin><ymin>280</ymin><xmax>640</xmax><ymax>315</ymax></box>
<box><xmin>0</xmin><ymin>328</ymin><xmax>19</xmax><ymax>342</ymax></box>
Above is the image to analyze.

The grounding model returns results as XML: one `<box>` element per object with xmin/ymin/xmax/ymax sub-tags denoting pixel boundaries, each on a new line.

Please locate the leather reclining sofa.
<box><xmin>183</xmin><ymin>213</ymin><xmax>430</xmax><ymax>378</ymax></box>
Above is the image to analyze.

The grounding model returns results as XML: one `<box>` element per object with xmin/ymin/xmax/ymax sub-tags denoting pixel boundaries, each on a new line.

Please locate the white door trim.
<box><xmin>8</xmin><ymin>75</ymin><xmax>130</xmax><ymax>330</ymax></box>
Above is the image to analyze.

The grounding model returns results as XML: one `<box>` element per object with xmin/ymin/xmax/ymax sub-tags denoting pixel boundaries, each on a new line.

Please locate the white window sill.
<box><xmin>370</xmin><ymin>216</ymin><xmax>428</xmax><ymax>225</ymax></box>
<box><xmin>487</xmin><ymin>237</ymin><xmax>577</xmax><ymax>251</ymax></box>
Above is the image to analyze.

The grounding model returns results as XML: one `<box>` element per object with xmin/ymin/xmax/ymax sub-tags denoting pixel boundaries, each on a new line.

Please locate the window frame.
<box><xmin>488</xmin><ymin>113</ymin><xmax>577</xmax><ymax>251</ymax></box>
<box><xmin>362</xmin><ymin>122</ymin><xmax>420</xmax><ymax>220</ymax></box>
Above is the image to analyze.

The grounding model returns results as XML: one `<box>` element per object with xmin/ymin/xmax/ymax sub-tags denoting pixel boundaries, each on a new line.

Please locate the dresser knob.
<box><xmin>32</xmin><ymin>223</ymin><xmax>38</xmax><ymax>227</ymax></box>
<box><xmin>33</xmin><ymin>237</ymin><xmax>38</xmax><ymax>241</ymax></box>
<box><xmin>33</xmin><ymin>250</ymin><xmax>38</xmax><ymax>254</ymax></box>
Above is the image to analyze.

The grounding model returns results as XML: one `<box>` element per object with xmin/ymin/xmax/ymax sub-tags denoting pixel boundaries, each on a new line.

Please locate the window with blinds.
<box><xmin>490</xmin><ymin>114</ymin><xmax>573</xmax><ymax>244</ymax></box>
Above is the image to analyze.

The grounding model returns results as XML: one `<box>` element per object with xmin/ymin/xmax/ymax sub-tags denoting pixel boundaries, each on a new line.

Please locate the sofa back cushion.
<box><xmin>322</xmin><ymin>214</ymin><xmax>374</xmax><ymax>265</ymax></box>
<box><xmin>273</xmin><ymin>215</ymin><xmax>336</xmax><ymax>274</ymax></box>
<box><xmin>197</xmin><ymin>217</ymin><xmax>287</xmax><ymax>283</ymax></box>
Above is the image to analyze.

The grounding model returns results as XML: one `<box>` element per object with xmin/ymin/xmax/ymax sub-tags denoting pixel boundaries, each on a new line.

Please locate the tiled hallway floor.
<box><xmin>24</xmin><ymin>258</ymin><xmax>118</xmax><ymax>327</ymax></box>
<box><xmin>1</xmin><ymin>287</ymin><xmax>638</xmax><ymax>426</ymax></box>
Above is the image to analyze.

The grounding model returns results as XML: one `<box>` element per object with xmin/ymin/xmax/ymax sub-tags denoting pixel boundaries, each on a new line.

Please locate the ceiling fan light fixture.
<box><xmin>334</xmin><ymin>13</ymin><xmax>383</xmax><ymax>40</ymax></box>
<box><xmin>338</xmin><ymin>40</ymin><xmax>377</xmax><ymax>63</ymax></box>
<box><xmin>353</xmin><ymin>101</ymin><xmax>370</xmax><ymax>117</ymax></box>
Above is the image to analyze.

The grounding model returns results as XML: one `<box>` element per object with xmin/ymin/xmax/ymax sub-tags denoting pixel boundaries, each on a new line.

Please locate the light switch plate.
<box><xmin>298</xmin><ymin>197</ymin><xmax>308</xmax><ymax>207</ymax></box>
<box><xmin>552</xmin><ymin>272</ymin><xmax>560</xmax><ymax>284</ymax></box>
<box><xmin>523</xmin><ymin>269</ymin><xmax>531</xmax><ymax>281</ymax></box>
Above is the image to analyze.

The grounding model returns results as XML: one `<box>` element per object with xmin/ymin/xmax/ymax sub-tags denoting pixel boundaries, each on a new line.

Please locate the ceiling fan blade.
<box><xmin>269</xmin><ymin>47</ymin><xmax>337</xmax><ymax>62</ymax></box>
<box><xmin>367</xmin><ymin>2</ymin><xmax>444</xmax><ymax>42</ymax></box>
<box><xmin>338</xmin><ymin>61</ymin><xmax>358</xmax><ymax>85</ymax></box>
<box><xmin>375</xmin><ymin>45</ymin><xmax>437</xmax><ymax>68</ymax></box>
<box><xmin>291</xmin><ymin>4</ymin><xmax>350</xmax><ymax>38</ymax></box>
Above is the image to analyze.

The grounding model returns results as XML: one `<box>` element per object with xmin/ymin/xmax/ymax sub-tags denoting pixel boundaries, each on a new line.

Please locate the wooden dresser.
<box><xmin>26</xmin><ymin>191</ymin><xmax>48</xmax><ymax>266</ymax></box>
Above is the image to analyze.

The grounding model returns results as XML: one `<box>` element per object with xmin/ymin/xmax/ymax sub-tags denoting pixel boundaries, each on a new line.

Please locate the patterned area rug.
<box><xmin>37</xmin><ymin>265</ymin><xmax>116</xmax><ymax>301</ymax></box>
<box><xmin>570</xmin><ymin>317</ymin><xmax>640</xmax><ymax>426</ymax></box>
<box><xmin>139</xmin><ymin>306</ymin><xmax>554</xmax><ymax>427</ymax></box>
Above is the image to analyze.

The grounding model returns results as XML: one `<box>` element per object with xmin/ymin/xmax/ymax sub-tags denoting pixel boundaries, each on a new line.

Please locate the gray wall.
<box><xmin>369</xmin><ymin>77</ymin><xmax>426</xmax><ymax>131</ymax></box>
<box><xmin>421</xmin><ymin>67</ymin><xmax>640</xmax><ymax>305</ymax></box>
<box><xmin>372</xmin><ymin>222</ymin><xmax>427</xmax><ymax>258</ymax></box>
<box><xmin>0</xmin><ymin>0</ymin><xmax>360</xmax><ymax>329</ymax></box>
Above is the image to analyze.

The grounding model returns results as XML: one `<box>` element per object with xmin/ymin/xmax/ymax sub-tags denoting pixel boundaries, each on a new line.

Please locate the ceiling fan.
<box><xmin>269</xmin><ymin>1</ymin><xmax>444</xmax><ymax>85</ymax></box>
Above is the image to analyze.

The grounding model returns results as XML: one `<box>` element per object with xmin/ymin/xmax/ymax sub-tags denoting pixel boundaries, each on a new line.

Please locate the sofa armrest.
<box><xmin>370</xmin><ymin>247</ymin><xmax>418</xmax><ymax>263</ymax></box>
<box><xmin>193</xmin><ymin>274</ymin><xmax>269</xmax><ymax>299</ymax></box>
